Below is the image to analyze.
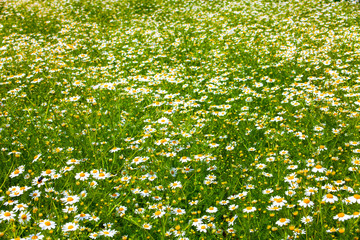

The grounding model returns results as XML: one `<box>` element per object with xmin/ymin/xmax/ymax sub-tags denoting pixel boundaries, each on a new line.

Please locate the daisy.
<box><xmin>228</xmin><ymin>215</ymin><xmax>238</xmax><ymax>226</ymax></box>
<box><xmin>352</xmin><ymin>212</ymin><xmax>360</xmax><ymax>219</ymax></box>
<box><xmin>93</xmin><ymin>171</ymin><xmax>110</xmax><ymax>180</ymax></box>
<box><xmin>333</xmin><ymin>213</ymin><xmax>352</xmax><ymax>221</ymax></box>
<box><xmin>18</xmin><ymin>211</ymin><xmax>31</xmax><ymax>224</ymax></box>
<box><xmin>89</xmin><ymin>232</ymin><xmax>99</xmax><ymax>239</ymax></box>
<box><xmin>243</xmin><ymin>206</ymin><xmax>256</xmax><ymax>213</ymax></box>
<box><xmin>189</xmin><ymin>200</ymin><xmax>198</xmax><ymax>206</ymax></box>
<box><xmin>143</xmin><ymin>223</ymin><xmax>152</xmax><ymax>230</ymax></box>
<box><xmin>348</xmin><ymin>194</ymin><xmax>360</xmax><ymax>204</ymax></box>
<box><xmin>270</xmin><ymin>196</ymin><xmax>287</xmax><ymax>207</ymax></box>
<box><xmin>219</xmin><ymin>200</ymin><xmax>229</xmax><ymax>205</ymax></box>
<box><xmin>304</xmin><ymin>187</ymin><xmax>318</xmax><ymax>196</ymax></box>
<box><xmin>267</xmin><ymin>205</ymin><xmax>282</xmax><ymax>211</ymax></box>
<box><xmin>61</xmin><ymin>195</ymin><xmax>80</xmax><ymax>205</ymax></box>
<box><xmin>301</xmin><ymin>216</ymin><xmax>313</xmax><ymax>224</ymax></box>
<box><xmin>13</xmin><ymin>203</ymin><xmax>28</xmax><ymax>212</ymax></box>
<box><xmin>298</xmin><ymin>198</ymin><xmax>314</xmax><ymax>208</ymax></box>
<box><xmin>312</xmin><ymin>165</ymin><xmax>326</xmax><ymax>173</ymax></box>
<box><xmin>322</xmin><ymin>194</ymin><xmax>338</xmax><ymax>203</ymax></box>
<box><xmin>89</xmin><ymin>181</ymin><xmax>98</xmax><ymax>188</ymax></box>
<box><xmin>99</xmin><ymin>229</ymin><xmax>118</xmax><ymax>237</ymax></box>
<box><xmin>0</xmin><ymin>210</ymin><xmax>15</xmax><ymax>221</ymax></box>
<box><xmin>62</xmin><ymin>222</ymin><xmax>79</xmax><ymax>232</ymax></box>
<box><xmin>63</xmin><ymin>205</ymin><xmax>78</xmax><ymax>213</ymax></box>
<box><xmin>9</xmin><ymin>166</ymin><xmax>25</xmax><ymax>178</ymax></box>
<box><xmin>197</xmin><ymin>224</ymin><xmax>208</xmax><ymax>233</ymax></box>
<box><xmin>152</xmin><ymin>210</ymin><xmax>165</xmax><ymax>219</ymax></box>
<box><xmin>262</xmin><ymin>188</ymin><xmax>274</xmax><ymax>194</ymax></box>
<box><xmin>229</xmin><ymin>204</ymin><xmax>238</xmax><ymax>211</ymax></box>
<box><xmin>206</xmin><ymin>206</ymin><xmax>218</xmax><ymax>213</ymax></box>
<box><xmin>169</xmin><ymin>181</ymin><xmax>182</xmax><ymax>189</ymax></box>
<box><xmin>28</xmin><ymin>233</ymin><xmax>44</xmax><ymax>239</ymax></box>
<box><xmin>75</xmin><ymin>213</ymin><xmax>91</xmax><ymax>221</ymax></box>
<box><xmin>75</xmin><ymin>172</ymin><xmax>90</xmax><ymax>181</ymax></box>
<box><xmin>173</xmin><ymin>208</ymin><xmax>186</xmax><ymax>215</ymax></box>
<box><xmin>276</xmin><ymin>218</ymin><xmax>290</xmax><ymax>227</ymax></box>
<box><xmin>116</xmin><ymin>206</ymin><xmax>127</xmax><ymax>215</ymax></box>
<box><xmin>326</xmin><ymin>228</ymin><xmax>338</xmax><ymax>233</ymax></box>
<box><xmin>157</xmin><ymin>117</ymin><xmax>170</xmax><ymax>124</ymax></box>
<box><xmin>39</xmin><ymin>219</ymin><xmax>56</xmax><ymax>230</ymax></box>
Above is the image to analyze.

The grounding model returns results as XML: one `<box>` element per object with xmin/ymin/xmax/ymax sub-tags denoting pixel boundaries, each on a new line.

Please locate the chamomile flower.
<box><xmin>62</xmin><ymin>222</ymin><xmax>79</xmax><ymax>232</ymax></box>
<box><xmin>39</xmin><ymin>219</ymin><xmax>56</xmax><ymax>230</ymax></box>
<box><xmin>276</xmin><ymin>218</ymin><xmax>290</xmax><ymax>227</ymax></box>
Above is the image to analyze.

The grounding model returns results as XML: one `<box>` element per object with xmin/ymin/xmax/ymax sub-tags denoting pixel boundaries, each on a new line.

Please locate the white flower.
<box><xmin>298</xmin><ymin>198</ymin><xmax>314</xmax><ymax>208</ymax></box>
<box><xmin>143</xmin><ymin>223</ymin><xmax>152</xmax><ymax>229</ymax></box>
<box><xmin>99</xmin><ymin>229</ymin><xmax>118</xmax><ymax>237</ymax></box>
<box><xmin>301</xmin><ymin>216</ymin><xmax>313</xmax><ymax>224</ymax></box>
<box><xmin>243</xmin><ymin>207</ymin><xmax>256</xmax><ymax>213</ymax></box>
<box><xmin>206</xmin><ymin>206</ymin><xmax>218</xmax><ymax>213</ymax></box>
<box><xmin>322</xmin><ymin>194</ymin><xmax>338</xmax><ymax>203</ymax></box>
<box><xmin>62</xmin><ymin>222</ymin><xmax>79</xmax><ymax>232</ymax></box>
<box><xmin>333</xmin><ymin>213</ymin><xmax>352</xmax><ymax>221</ymax></box>
<box><xmin>75</xmin><ymin>172</ymin><xmax>90</xmax><ymax>181</ymax></box>
<box><xmin>157</xmin><ymin>117</ymin><xmax>170</xmax><ymax>124</ymax></box>
<box><xmin>0</xmin><ymin>210</ymin><xmax>15</xmax><ymax>221</ymax></box>
<box><xmin>276</xmin><ymin>218</ymin><xmax>290</xmax><ymax>227</ymax></box>
<box><xmin>39</xmin><ymin>219</ymin><xmax>56</xmax><ymax>230</ymax></box>
<box><xmin>61</xmin><ymin>195</ymin><xmax>80</xmax><ymax>205</ymax></box>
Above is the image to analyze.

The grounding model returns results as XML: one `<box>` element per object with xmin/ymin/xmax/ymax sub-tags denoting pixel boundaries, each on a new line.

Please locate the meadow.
<box><xmin>1</xmin><ymin>0</ymin><xmax>360</xmax><ymax>239</ymax></box>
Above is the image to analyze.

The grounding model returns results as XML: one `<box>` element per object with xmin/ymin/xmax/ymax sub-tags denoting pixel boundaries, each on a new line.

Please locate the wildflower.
<box><xmin>270</xmin><ymin>196</ymin><xmax>287</xmax><ymax>207</ymax></box>
<box><xmin>263</xmin><ymin>188</ymin><xmax>274</xmax><ymax>194</ymax></box>
<box><xmin>152</xmin><ymin>210</ymin><xmax>165</xmax><ymax>219</ymax></box>
<box><xmin>75</xmin><ymin>172</ymin><xmax>90</xmax><ymax>181</ymax></box>
<box><xmin>116</xmin><ymin>206</ymin><xmax>127</xmax><ymax>215</ymax></box>
<box><xmin>18</xmin><ymin>211</ymin><xmax>31</xmax><ymax>224</ymax></box>
<box><xmin>173</xmin><ymin>208</ymin><xmax>186</xmax><ymax>215</ymax></box>
<box><xmin>63</xmin><ymin>205</ymin><xmax>78</xmax><ymax>213</ymax></box>
<box><xmin>157</xmin><ymin>117</ymin><xmax>170</xmax><ymax>124</ymax></box>
<box><xmin>322</xmin><ymin>194</ymin><xmax>338</xmax><ymax>203</ymax></box>
<box><xmin>62</xmin><ymin>222</ymin><xmax>79</xmax><ymax>232</ymax></box>
<box><xmin>75</xmin><ymin>213</ymin><xmax>91</xmax><ymax>221</ymax></box>
<box><xmin>304</xmin><ymin>187</ymin><xmax>318</xmax><ymax>196</ymax></box>
<box><xmin>298</xmin><ymin>198</ymin><xmax>314</xmax><ymax>208</ymax></box>
<box><xmin>169</xmin><ymin>181</ymin><xmax>182</xmax><ymax>189</ymax></box>
<box><xmin>28</xmin><ymin>233</ymin><xmax>44</xmax><ymax>239</ymax></box>
<box><xmin>219</xmin><ymin>200</ymin><xmax>229</xmax><ymax>205</ymax></box>
<box><xmin>143</xmin><ymin>223</ymin><xmax>152</xmax><ymax>229</ymax></box>
<box><xmin>312</xmin><ymin>165</ymin><xmax>326</xmax><ymax>173</ymax></box>
<box><xmin>0</xmin><ymin>210</ymin><xmax>15</xmax><ymax>221</ymax></box>
<box><xmin>61</xmin><ymin>195</ymin><xmax>80</xmax><ymax>205</ymax></box>
<box><xmin>333</xmin><ymin>213</ymin><xmax>352</xmax><ymax>221</ymax></box>
<box><xmin>39</xmin><ymin>219</ymin><xmax>56</xmax><ymax>230</ymax></box>
<box><xmin>348</xmin><ymin>194</ymin><xmax>360</xmax><ymax>204</ymax></box>
<box><xmin>243</xmin><ymin>207</ymin><xmax>256</xmax><ymax>213</ymax></box>
<box><xmin>89</xmin><ymin>232</ymin><xmax>99</xmax><ymax>239</ymax></box>
<box><xmin>301</xmin><ymin>216</ymin><xmax>313</xmax><ymax>224</ymax></box>
<box><xmin>206</xmin><ymin>206</ymin><xmax>218</xmax><ymax>213</ymax></box>
<box><xmin>197</xmin><ymin>224</ymin><xmax>208</xmax><ymax>233</ymax></box>
<box><xmin>99</xmin><ymin>229</ymin><xmax>118</xmax><ymax>237</ymax></box>
<box><xmin>9</xmin><ymin>166</ymin><xmax>25</xmax><ymax>178</ymax></box>
<box><xmin>276</xmin><ymin>218</ymin><xmax>290</xmax><ymax>227</ymax></box>
<box><xmin>229</xmin><ymin>204</ymin><xmax>238</xmax><ymax>211</ymax></box>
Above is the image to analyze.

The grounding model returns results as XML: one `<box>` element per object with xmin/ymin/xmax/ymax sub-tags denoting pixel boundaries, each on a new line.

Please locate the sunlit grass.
<box><xmin>1</xmin><ymin>0</ymin><xmax>360</xmax><ymax>239</ymax></box>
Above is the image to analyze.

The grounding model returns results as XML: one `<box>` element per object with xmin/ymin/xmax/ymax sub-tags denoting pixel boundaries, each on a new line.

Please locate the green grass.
<box><xmin>1</xmin><ymin>0</ymin><xmax>360</xmax><ymax>239</ymax></box>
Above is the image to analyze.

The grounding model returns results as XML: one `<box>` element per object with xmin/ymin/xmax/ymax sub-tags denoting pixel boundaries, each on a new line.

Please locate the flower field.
<box><xmin>1</xmin><ymin>0</ymin><xmax>360</xmax><ymax>239</ymax></box>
